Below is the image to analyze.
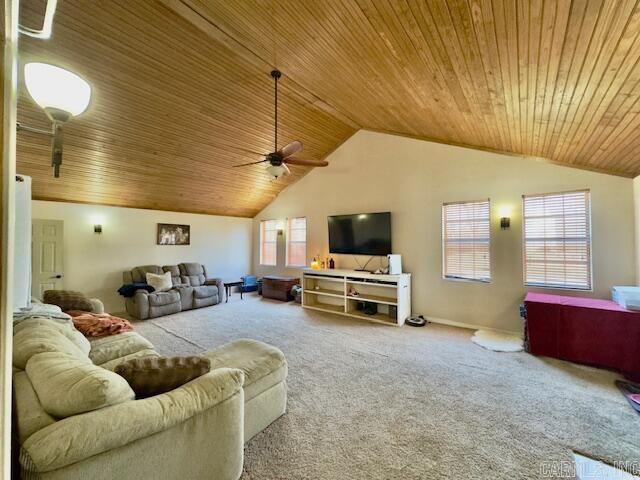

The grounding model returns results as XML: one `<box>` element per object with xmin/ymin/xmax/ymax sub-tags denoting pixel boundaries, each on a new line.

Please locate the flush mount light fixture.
<box><xmin>19</xmin><ymin>62</ymin><xmax>92</xmax><ymax>178</ymax></box>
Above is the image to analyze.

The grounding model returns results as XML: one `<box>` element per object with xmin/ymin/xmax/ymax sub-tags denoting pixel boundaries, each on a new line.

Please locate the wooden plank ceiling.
<box><xmin>16</xmin><ymin>0</ymin><xmax>640</xmax><ymax>217</ymax></box>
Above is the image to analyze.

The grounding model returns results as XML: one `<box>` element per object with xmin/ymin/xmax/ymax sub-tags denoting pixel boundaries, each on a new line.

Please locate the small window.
<box><xmin>523</xmin><ymin>190</ymin><xmax>591</xmax><ymax>290</ymax></box>
<box><xmin>260</xmin><ymin>220</ymin><xmax>280</xmax><ymax>266</ymax></box>
<box><xmin>442</xmin><ymin>200</ymin><xmax>491</xmax><ymax>282</ymax></box>
<box><xmin>286</xmin><ymin>217</ymin><xmax>307</xmax><ymax>267</ymax></box>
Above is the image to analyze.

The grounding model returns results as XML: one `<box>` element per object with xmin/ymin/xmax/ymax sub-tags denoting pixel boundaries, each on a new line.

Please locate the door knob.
<box><xmin>51</xmin><ymin>274</ymin><xmax>62</xmax><ymax>279</ymax></box>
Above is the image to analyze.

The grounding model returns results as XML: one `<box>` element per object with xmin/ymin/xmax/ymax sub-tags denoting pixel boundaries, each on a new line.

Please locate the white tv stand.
<box><xmin>301</xmin><ymin>269</ymin><xmax>411</xmax><ymax>326</ymax></box>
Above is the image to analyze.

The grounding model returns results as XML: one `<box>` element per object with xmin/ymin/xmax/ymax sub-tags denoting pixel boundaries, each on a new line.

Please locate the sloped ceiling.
<box><xmin>16</xmin><ymin>0</ymin><xmax>640</xmax><ymax>217</ymax></box>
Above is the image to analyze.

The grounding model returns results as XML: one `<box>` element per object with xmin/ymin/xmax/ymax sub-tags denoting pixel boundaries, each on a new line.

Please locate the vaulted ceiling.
<box><xmin>16</xmin><ymin>0</ymin><xmax>640</xmax><ymax>217</ymax></box>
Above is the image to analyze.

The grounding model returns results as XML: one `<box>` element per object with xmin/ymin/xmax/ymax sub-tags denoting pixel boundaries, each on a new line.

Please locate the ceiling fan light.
<box><xmin>266</xmin><ymin>164</ymin><xmax>287</xmax><ymax>178</ymax></box>
<box><xmin>24</xmin><ymin>63</ymin><xmax>91</xmax><ymax>119</ymax></box>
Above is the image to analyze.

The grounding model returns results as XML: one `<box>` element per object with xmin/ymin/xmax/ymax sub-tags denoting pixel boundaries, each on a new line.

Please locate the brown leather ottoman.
<box><xmin>262</xmin><ymin>275</ymin><xmax>299</xmax><ymax>301</ymax></box>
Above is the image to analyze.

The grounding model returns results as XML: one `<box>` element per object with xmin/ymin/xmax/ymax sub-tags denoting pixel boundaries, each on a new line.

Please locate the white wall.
<box><xmin>32</xmin><ymin>201</ymin><xmax>253</xmax><ymax>313</ymax></box>
<box><xmin>253</xmin><ymin>130</ymin><xmax>636</xmax><ymax>333</ymax></box>
<box><xmin>634</xmin><ymin>176</ymin><xmax>640</xmax><ymax>284</ymax></box>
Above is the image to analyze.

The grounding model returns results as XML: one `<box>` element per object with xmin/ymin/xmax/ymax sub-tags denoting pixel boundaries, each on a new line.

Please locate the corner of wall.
<box><xmin>634</xmin><ymin>176</ymin><xmax>640</xmax><ymax>285</ymax></box>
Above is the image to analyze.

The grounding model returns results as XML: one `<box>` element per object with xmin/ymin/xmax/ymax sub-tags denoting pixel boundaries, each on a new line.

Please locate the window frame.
<box><xmin>441</xmin><ymin>198</ymin><xmax>491</xmax><ymax>284</ymax></box>
<box><xmin>285</xmin><ymin>216</ymin><xmax>307</xmax><ymax>267</ymax></box>
<box><xmin>259</xmin><ymin>219</ymin><xmax>279</xmax><ymax>266</ymax></box>
<box><xmin>522</xmin><ymin>189</ymin><xmax>592</xmax><ymax>291</ymax></box>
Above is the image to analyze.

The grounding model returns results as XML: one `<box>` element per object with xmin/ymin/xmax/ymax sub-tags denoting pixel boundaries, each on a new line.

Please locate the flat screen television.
<box><xmin>327</xmin><ymin>212</ymin><xmax>392</xmax><ymax>256</ymax></box>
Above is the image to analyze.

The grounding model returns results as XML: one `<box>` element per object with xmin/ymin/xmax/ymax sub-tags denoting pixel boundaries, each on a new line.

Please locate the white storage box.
<box><xmin>612</xmin><ymin>286</ymin><xmax>640</xmax><ymax>310</ymax></box>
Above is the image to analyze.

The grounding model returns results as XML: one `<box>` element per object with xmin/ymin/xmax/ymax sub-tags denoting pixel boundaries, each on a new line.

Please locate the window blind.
<box><xmin>523</xmin><ymin>190</ymin><xmax>591</xmax><ymax>290</ymax></box>
<box><xmin>260</xmin><ymin>219</ymin><xmax>279</xmax><ymax>266</ymax></box>
<box><xmin>286</xmin><ymin>217</ymin><xmax>307</xmax><ymax>267</ymax></box>
<box><xmin>442</xmin><ymin>200</ymin><xmax>491</xmax><ymax>282</ymax></box>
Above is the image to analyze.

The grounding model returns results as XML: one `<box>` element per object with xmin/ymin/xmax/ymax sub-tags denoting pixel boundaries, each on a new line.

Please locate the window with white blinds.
<box><xmin>286</xmin><ymin>217</ymin><xmax>307</xmax><ymax>267</ymax></box>
<box><xmin>442</xmin><ymin>200</ymin><xmax>491</xmax><ymax>282</ymax></box>
<box><xmin>523</xmin><ymin>190</ymin><xmax>591</xmax><ymax>290</ymax></box>
<box><xmin>259</xmin><ymin>219</ymin><xmax>279</xmax><ymax>266</ymax></box>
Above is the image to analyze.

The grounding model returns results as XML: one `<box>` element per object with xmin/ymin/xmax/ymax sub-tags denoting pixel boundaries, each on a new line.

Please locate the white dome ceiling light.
<box><xmin>266</xmin><ymin>163</ymin><xmax>288</xmax><ymax>179</ymax></box>
<box><xmin>20</xmin><ymin>62</ymin><xmax>92</xmax><ymax>178</ymax></box>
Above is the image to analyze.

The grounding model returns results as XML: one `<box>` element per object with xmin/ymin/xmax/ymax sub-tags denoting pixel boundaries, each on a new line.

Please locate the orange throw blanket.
<box><xmin>67</xmin><ymin>311</ymin><xmax>134</xmax><ymax>337</ymax></box>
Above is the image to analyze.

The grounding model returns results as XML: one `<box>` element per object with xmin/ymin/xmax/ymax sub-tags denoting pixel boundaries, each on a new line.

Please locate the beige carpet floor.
<box><xmin>131</xmin><ymin>294</ymin><xmax>640</xmax><ymax>480</ymax></box>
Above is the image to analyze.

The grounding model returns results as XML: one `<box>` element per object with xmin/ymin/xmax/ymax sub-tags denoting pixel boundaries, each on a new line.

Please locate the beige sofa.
<box><xmin>122</xmin><ymin>263</ymin><xmax>224</xmax><ymax>320</ymax></box>
<box><xmin>12</xmin><ymin>306</ymin><xmax>287</xmax><ymax>480</ymax></box>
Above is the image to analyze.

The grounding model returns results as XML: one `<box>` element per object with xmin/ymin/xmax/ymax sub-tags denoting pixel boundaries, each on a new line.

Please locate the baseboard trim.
<box><xmin>425</xmin><ymin>315</ymin><xmax>523</xmax><ymax>338</ymax></box>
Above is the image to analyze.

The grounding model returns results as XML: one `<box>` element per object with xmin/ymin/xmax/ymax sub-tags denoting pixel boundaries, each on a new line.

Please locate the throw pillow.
<box><xmin>145</xmin><ymin>271</ymin><xmax>172</xmax><ymax>292</ymax></box>
<box><xmin>26</xmin><ymin>352</ymin><xmax>135</xmax><ymax>418</ymax></box>
<box><xmin>43</xmin><ymin>290</ymin><xmax>94</xmax><ymax>313</ymax></box>
<box><xmin>114</xmin><ymin>356</ymin><xmax>211</xmax><ymax>398</ymax></box>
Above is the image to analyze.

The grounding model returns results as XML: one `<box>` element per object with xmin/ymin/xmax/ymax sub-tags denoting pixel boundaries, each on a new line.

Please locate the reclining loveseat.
<box><xmin>122</xmin><ymin>263</ymin><xmax>224</xmax><ymax>320</ymax></box>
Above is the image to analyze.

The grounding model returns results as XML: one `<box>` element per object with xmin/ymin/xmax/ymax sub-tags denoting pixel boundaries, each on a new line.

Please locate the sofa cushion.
<box><xmin>193</xmin><ymin>285</ymin><xmax>217</xmax><ymax>309</ymax></box>
<box><xmin>193</xmin><ymin>285</ymin><xmax>216</xmax><ymax>299</ymax></box>
<box><xmin>162</xmin><ymin>265</ymin><xmax>183</xmax><ymax>286</ymax></box>
<box><xmin>146</xmin><ymin>272</ymin><xmax>172</xmax><ymax>292</ymax></box>
<box><xmin>179</xmin><ymin>262</ymin><xmax>206</xmax><ymax>287</ymax></box>
<box><xmin>99</xmin><ymin>348</ymin><xmax>159</xmax><ymax>371</ymax></box>
<box><xmin>115</xmin><ymin>356</ymin><xmax>211</xmax><ymax>398</ymax></box>
<box><xmin>12</xmin><ymin>370</ymin><xmax>56</xmax><ymax>443</ymax></box>
<box><xmin>13</xmin><ymin>317</ymin><xmax>91</xmax><ymax>357</ymax></box>
<box><xmin>204</xmin><ymin>339</ymin><xmax>287</xmax><ymax>402</ymax></box>
<box><xmin>148</xmin><ymin>290</ymin><xmax>180</xmax><ymax>307</ymax></box>
<box><xmin>26</xmin><ymin>352</ymin><xmax>135</xmax><ymax>418</ymax></box>
<box><xmin>176</xmin><ymin>286</ymin><xmax>195</xmax><ymax>311</ymax></box>
<box><xmin>20</xmin><ymin>368</ymin><xmax>245</xmax><ymax>473</ymax></box>
<box><xmin>13</xmin><ymin>326</ymin><xmax>91</xmax><ymax>370</ymax></box>
<box><xmin>130</xmin><ymin>265</ymin><xmax>163</xmax><ymax>283</ymax></box>
<box><xmin>149</xmin><ymin>301</ymin><xmax>181</xmax><ymax>318</ymax></box>
<box><xmin>89</xmin><ymin>332</ymin><xmax>154</xmax><ymax>366</ymax></box>
<box><xmin>42</xmin><ymin>290</ymin><xmax>94</xmax><ymax>313</ymax></box>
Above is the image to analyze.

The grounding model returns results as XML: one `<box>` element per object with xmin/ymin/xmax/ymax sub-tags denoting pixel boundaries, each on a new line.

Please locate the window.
<box><xmin>442</xmin><ymin>200</ymin><xmax>491</xmax><ymax>282</ymax></box>
<box><xmin>286</xmin><ymin>217</ymin><xmax>307</xmax><ymax>267</ymax></box>
<box><xmin>260</xmin><ymin>219</ymin><xmax>279</xmax><ymax>266</ymax></box>
<box><xmin>523</xmin><ymin>190</ymin><xmax>591</xmax><ymax>290</ymax></box>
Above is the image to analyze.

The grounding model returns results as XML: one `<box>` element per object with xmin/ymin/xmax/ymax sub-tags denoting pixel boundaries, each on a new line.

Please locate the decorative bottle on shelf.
<box><xmin>329</xmin><ymin>257</ymin><xmax>335</xmax><ymax>269</ymax></box>
<box><xmin>310</xmin><ymin>257</ymin><xmax>320</xmax><ymax>270</ymax></box>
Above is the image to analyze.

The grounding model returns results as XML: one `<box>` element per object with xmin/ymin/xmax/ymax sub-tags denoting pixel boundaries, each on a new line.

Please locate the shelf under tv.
<box><xmin>302</xmin><ymin>269</ymin><xmax>411</xmax><ymax>326</ymax></box>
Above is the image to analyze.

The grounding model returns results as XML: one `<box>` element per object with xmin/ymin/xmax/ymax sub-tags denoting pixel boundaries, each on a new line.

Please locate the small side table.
<box><xmin>223</xmin><ymin>280</ymin><xmax>244</xmax><ymax>303</ymax></box>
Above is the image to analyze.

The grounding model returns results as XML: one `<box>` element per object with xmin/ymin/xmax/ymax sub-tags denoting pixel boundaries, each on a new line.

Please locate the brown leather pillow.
<box><xmin>43</xmin><ymin>290</ymin><xmax>94</xmax><ymax>313</ymax></box>
<box><xmin>114</xmin><ymin>356</ymin><xmax>211</xmax><ymax>399</ymax></box>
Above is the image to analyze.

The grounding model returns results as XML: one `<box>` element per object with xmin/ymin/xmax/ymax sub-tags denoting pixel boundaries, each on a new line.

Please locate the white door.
<box><xmin>32</xmin><ymin>219</ymin><xmax>64</xmax><ymax>299</ymax></box>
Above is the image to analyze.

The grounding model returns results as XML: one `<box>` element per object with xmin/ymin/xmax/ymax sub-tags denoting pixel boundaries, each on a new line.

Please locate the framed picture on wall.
<box><xmin>157</xmin><ymin>223</ymin><xmax>190</xmax><ymax>245</ymax></box>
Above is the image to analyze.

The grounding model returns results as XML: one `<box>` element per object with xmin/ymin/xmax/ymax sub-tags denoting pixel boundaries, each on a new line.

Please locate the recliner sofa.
<box><xmin>122</xmin><ymin>263</ymin><xmax>224</xmax><ymax>320</ymax></box>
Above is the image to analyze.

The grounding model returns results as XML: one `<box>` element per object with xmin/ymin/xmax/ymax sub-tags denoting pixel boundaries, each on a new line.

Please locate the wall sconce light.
<box><xmin>94</xmin><ymin>224</ymin><xmax>102</xmax><ymax>234</ymax></box>
<box><xmin>498</xmin><ymin>205</ymin><xmax>512</xmax><ymax>230</ymax></box>
<box><xmin>18</xmin><ymin>62</ymin><xmax>92</xmax><ymax>178</ymax></box>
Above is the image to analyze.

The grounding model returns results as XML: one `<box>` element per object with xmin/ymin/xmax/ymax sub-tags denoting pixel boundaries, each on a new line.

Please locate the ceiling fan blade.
<box><xmin>232</xmin><ymin>159</ymin><xmax>269</xmax><ymax>167</ymax></box>
<box><xmin>279</xmin><ymin>140</ymin><xmax>303</xmax><ymax>158</ymax></box>
<box><xmin>284</xmin><ymin>157</ymin><xmax>329</xmax><ymax>167</ymax></box>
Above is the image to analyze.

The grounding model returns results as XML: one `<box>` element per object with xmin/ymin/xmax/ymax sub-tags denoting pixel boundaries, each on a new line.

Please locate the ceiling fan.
<box><xmin>233</xmin><ymin>70</ymin><xmax>329</xmax><ymax>178</ymax></box>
